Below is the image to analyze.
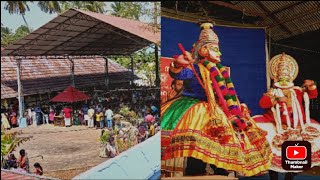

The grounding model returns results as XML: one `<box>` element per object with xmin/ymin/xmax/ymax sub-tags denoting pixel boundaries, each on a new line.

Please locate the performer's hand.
<box><xmin>183</xmin><ymin>51</ymin><xmax>193</xmax><ymax>62</ymax></box>
<box><xmin>303</xmin><ymin>79</ymin><xmax>314</xmax><ymax>87</ymax></box>
<box><xmin>175</xmin><ymin>52</ymin><xmax>195</xmax><ymax>66</ymax></box>
<box><xmin>279</xmin><ymin>97</ymin><xmax>288</xmax><ymax>103</ymax></box>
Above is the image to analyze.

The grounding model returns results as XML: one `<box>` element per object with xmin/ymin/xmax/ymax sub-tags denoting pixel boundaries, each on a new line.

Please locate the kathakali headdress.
<box><xmin>192</xmin><ymin>23</ymin><xmax>219</xmax><ymax>60</ymax></box>
<box><xmin>268</xmin><ymin>53</ymin><xmax>299</xmax><ymax>87</ymax></box>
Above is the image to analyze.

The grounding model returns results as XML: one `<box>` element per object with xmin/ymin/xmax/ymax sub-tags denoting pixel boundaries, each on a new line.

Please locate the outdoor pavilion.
<box><xmin>1</xmin><ymin>8</ymin><xmax>160</xmax><ymax>118</ymax></box>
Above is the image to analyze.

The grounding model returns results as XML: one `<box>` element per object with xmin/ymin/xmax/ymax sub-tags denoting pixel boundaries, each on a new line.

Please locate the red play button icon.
<box><xmin>286</xmin><ymin>146</ymin><xmax>307</xmax><ymax>160</ymax></box>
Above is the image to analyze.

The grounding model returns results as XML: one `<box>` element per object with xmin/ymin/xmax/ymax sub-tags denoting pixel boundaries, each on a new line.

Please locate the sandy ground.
<box><xmin>6</xmin><ymin>124</ymin><xmax>319</xmax><ymax>179</ymax></box>
<box><xmin>7</xmin><ymin>124</ymin><xmax>108</xmax><ymax>179</ymax></box>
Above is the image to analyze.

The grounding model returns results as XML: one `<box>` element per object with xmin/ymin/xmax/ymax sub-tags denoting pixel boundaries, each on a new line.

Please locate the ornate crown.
<box><xmin>192</xmin><ymin>22</ymin><xmax>219</xmax><ymax>60</ymax></box>
<box><xmin>268</xmin><ymin>53</ymin><xmax>299</xmax><ymax>82</ymax></box>
<box><xmin>198</xmin><ymin>23</ymin><xmax>219</xmax><ymax>44</ymax></box>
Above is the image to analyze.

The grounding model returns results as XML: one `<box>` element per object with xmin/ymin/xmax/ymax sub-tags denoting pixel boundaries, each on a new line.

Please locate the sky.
<box><xmin>1</xmin><ymin>1</ymin><xmax>155</xmax><ymax>32</ymax></box>
<box><xmin>1</xmin><ymin>1</ymin><xmax>56</xmax><ymax>31</ymax></box>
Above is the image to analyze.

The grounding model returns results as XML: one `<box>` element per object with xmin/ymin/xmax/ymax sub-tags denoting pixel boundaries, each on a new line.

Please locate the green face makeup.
<box><xmin>279</xmin><ymin>76</ymin><xmax>289</xmax><ymax>85</ymax></box>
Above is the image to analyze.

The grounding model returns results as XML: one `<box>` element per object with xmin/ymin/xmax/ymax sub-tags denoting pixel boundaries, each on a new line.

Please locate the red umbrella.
<box><xmin>51</xmin><ymin>86</ymin><xmax>90</xmax><ymax>103</ymax></box>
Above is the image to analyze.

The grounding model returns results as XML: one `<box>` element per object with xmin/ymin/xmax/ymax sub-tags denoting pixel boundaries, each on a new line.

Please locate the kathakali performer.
<box><xmin>161</xmin><ymin>22</ymin><xmax>272</xmax><ymax>177</ymax></box>
<box><xmin>253</xmin><ymin>53</ymin><xmax>320</xmax><ymax>179</ymax></box>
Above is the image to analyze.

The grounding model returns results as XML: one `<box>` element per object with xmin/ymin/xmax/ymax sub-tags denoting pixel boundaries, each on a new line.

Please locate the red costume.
<box><xmin>258</xmin><ymin>87</ymin><xmax>318</xmax><ymax>125</ymax></box>
<box><xmin>254</xmin><ymin>53</ymin><xmax>320</xmax><ymax>173</ymax></box>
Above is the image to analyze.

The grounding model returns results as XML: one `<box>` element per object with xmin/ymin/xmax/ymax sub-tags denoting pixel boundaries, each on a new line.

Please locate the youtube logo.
<box><xmin>282</xmin><ymin>141</ymin><xmax>311</xmax><ymax>170</ymax></box>
<box><xmin>286</xmin><ymin>146</ymin><xmax>307</xmax><ymax>160</ymax></box>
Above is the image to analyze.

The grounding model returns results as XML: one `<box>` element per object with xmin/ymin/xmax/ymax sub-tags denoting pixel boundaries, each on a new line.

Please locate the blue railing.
<box><xmin>73</xmin><ymin>132</ymin><xmax>160</xmax><ymax>180</ymax></box>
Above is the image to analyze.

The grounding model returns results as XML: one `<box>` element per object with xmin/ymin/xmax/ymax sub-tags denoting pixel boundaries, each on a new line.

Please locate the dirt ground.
<box><xmin>6</xmin><ymin>124</ymin><xmax>320</xmax><ymax>179</ymax></box>
<box><xmin>7</xmin><ymin>124</ymin><xmax>108</xmax><ymax>179</ymax></box>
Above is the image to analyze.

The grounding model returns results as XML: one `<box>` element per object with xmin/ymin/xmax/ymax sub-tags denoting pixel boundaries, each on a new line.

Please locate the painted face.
<box><xmin>198</xmin><ymin>43</ymin><xmax>222</xmax><ymax>62</ymax></box>
<box><xmin>278</xmin><ymin>76</ymin><xmax>290</xmax><ymax>86</ymax></box>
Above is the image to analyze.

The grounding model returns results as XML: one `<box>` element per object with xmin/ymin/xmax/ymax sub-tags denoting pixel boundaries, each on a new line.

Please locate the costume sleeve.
<box><xmin>259</xmin><ymin>93</ymin><xmax>275</xmax><ymax>109</ymax></box>
<box><xmin>169</xmin><ymin>67</ymin><xmax>194</xmax><ymax>80</ymax></box>
<box><xmin>307</xmin><ymin>87</ymin><xmax>318</xmax><ymax>99</ymax></box>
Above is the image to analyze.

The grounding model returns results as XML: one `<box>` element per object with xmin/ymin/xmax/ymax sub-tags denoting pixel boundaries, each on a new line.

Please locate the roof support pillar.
<box><xmin>16</xmin><ymin>57</ymin><xmax>24</xmax><ymax>120</ymax></box>
<box><xmin>104</xmin><ymin>57</ymin><xmax>109</xmax><ymax>91</ymax></box>
<box><xmin>155</xmin><ymin>44</ymin><xmax>160</xmax><ymax>87</ymax></box>
<box><xmin>69</xmin><ymin>57</ymin><xmax>75</xmax><ymax>87</ymax></box>
<box><xmin>130</xmin><ymin>55</ymin><xmax>135</xmax><ymax>89</ymax></box>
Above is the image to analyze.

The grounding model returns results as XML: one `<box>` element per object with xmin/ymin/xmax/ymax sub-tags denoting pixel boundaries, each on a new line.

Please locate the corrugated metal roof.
<box><xmin>1</xmin><ymin>56</ymin><xmax>132</xmax><ymax>99</ymax></box>
<box><xmin>162</xmin><ymin>1</ymin><xmax>319</xmax><ymax>41</ymax></box>
<box><xmin>231</xmin><ymin>1</ymin><xmax>320</xmax><ymax>41</ymax></box>
<box><xmin>1</xmin><ymin>8</ymin><xmax>160</xmax><ymax>56</ymax></box>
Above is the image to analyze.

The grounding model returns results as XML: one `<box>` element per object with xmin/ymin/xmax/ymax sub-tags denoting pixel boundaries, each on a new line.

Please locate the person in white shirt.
<box><xmin>87</xmin><ymin>107</ymin><xmax>95</xmax><ymax>128</ymax></box>
<box><xmin>104</xmin><ymin>106</ymin><xmax>114</xmax><ymax>129</ymax></box>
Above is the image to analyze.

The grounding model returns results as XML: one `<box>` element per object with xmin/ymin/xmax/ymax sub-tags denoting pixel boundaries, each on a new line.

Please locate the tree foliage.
<box><xmin>59</xmin><ymin>1</ymin><xmax>106</xmax><ymax>14</ymax></box>
<box><xmin>1</xmin><ymin>25</ymin><xmax>31</xmax><ymax>47</ymax></box>
<box><xmin>110</xmin><ymin>2</ymin><xmax>142</xmax><ymax>20</ymax></box>
<box><xmin>112</xmin><ymin>47</ymin><xmax>156</xmax><ymax>86</ymax></box>
<box><xmin>1</xmin><ymin>130</ymin><xmax>30</xmax><ymax>168</ymax></box>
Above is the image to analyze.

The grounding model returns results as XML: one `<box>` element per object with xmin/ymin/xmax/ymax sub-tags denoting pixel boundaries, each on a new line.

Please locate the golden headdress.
<box><xmin>268</xmin><ymin>53</ymin><xmax>299</xmax><ymax>83</ymax></box>
<box><xmin>192</xmin><ymin>22</ymin><xmax>219</xmax><ymax>60</ymax></box>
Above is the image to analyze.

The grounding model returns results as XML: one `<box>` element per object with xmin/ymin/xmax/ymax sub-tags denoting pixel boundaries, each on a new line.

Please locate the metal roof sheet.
<box><xmin>1</xmin><ymin>56</ymin><xmax>132</xmax><ymax>99</ymax></box>
<box><xmin>1</xmin><ymin>9</ymin><xmax>160</xmax><ymax>56</ymax></box>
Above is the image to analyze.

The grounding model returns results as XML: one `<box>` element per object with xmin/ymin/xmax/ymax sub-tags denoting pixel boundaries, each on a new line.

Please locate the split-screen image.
<box><xmin>1</xmin><ymin>1</ymin><xmax>319</xmax><ymax>180</ymax></box>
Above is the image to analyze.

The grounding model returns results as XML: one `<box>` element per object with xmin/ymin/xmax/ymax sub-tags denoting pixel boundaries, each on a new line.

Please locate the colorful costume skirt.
<box><xmin>161</xmin><ymin>97</ymin><xmax>272</xmax><ymax>176</ymax></box>
<box><xmin>254</xmin><ymin>115</ymin><xmax>320</xmax><ymax>172</ymax></box>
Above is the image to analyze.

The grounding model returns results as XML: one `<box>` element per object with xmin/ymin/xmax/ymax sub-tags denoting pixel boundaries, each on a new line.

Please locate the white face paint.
<box><xmin>209</xmin><ymin>49</ymin><xmax>221</xmax><ymax>62</ymax></box>
<box><xmin>198</xmin><ymin>43</ymin><xmax>222</xmax><ymax>62</ymax></box>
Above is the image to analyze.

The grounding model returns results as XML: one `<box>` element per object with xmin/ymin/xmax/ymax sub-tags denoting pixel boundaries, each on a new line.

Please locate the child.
<box><xmin>4</xmin><ymin>154</ymin><xmax>17</xmax><ymax>169</ymax></box>
<box><xmin>34</xmin><ymin>162</ymin><xmax>43</xmax><ymax>176</ymax></box>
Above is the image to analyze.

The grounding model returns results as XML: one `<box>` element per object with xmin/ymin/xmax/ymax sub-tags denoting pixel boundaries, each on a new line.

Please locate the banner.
<box><xmin>160</xmin><ymin>57</ymin><xmax>174</xmax><ymax>103</ymax></box>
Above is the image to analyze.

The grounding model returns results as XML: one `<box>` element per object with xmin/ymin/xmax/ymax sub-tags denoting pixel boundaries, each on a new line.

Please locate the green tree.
<box><xmin>3</xmin><ymin>1</ymin><xmax>31</xmax><ymax>31</ymax></box>
<box><xmin>59</xmin><ymin>1</ymin><xmax>106</xmax><ymax>14</ymax></box>
<box><xmin>1</xmin><ymin>25</ymin><xmax>31</xmax><ymax>47</ymax></box>
<box><xmin>112</xmin><ymin>47</ymin><xmax>156</xmax><ymax>86</ymax></box>
<box><xmin>1</xmin><ymin>26</ymin><xmax>14</xmax><ymax>47</ymax></box>
<box><xmin>139</xmin><ymin>2</ymin><xmax>161</xmax><ymax>33</ymax></box>
<box><xmin>1</xmin><ymin>130</ymin><xmax>29</xmax><ymax>168</ymax></box>
<box><xmin>36</xmin><ymin>1</ymin><xmax>61</xmax><ymax>14</ymax></box>
<box><xmin>110</xmin><ymin>2</ymin><xmax>142</xmax><ymax>20</ymax></box>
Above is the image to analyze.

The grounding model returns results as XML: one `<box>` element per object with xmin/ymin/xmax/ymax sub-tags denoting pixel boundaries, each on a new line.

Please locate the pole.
<box><xmin>130</xmin><ymin>55</ymin><xmax>135</xmax><ymax>88</ymax></box>
<box><xmin>155</xmin><ymin>44</ymin><xmax>160</xmax><ymax>87</ymax></box>
<box><xmin>16</xmin><ymin>57</ymin><xmax>24</xmax><ymax>119</ymax></box>
<box><xmin>69</xmin><ymin>57</ymin><xmax>75</xmax><ymax>87</ymax></box>
<box><xmin>267</xmin><ymin>28</ymin><xmax>272</xmax><ymax>89</ymax></box>
<box><xmin>104</xmin><ymin>57</ymin><xmax>109</xmax><ymax>91</ymax></box>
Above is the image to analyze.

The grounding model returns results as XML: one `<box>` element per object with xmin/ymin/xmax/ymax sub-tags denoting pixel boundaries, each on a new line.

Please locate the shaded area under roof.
<box><xmin>1</xmin><ymin>56</ymin><xmax>133</xmax><ymax>99</ymax></box>
<box><xmin>1</xmin><ymin>8</ymin><xmax>160</xmax><ymax>56</ymax></box>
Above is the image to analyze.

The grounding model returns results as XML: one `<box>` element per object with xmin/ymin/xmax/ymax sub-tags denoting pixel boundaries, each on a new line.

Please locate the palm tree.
<box><xmin>85</xmin><ymin>1</ymin><xmax>105</xmax><ymax>13</ymax></box>
<box><xmin>111</xmin><ymin>2</ymin><xmax>142</xmax><ymax>20</ymax></box>
<box><xmin>3</xmin><ymin>1</ymin><xmax>31</xmax><ymax>31</ymax></box>
<box><xmin>59</xmin><ymin>1</ymin><xmax>106</xmax><ymax>14</ymax></box>
<box><xmin>36</xmin><ymin>1</ymin><xmax>61</xmax><ymax>14</ymax></box>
